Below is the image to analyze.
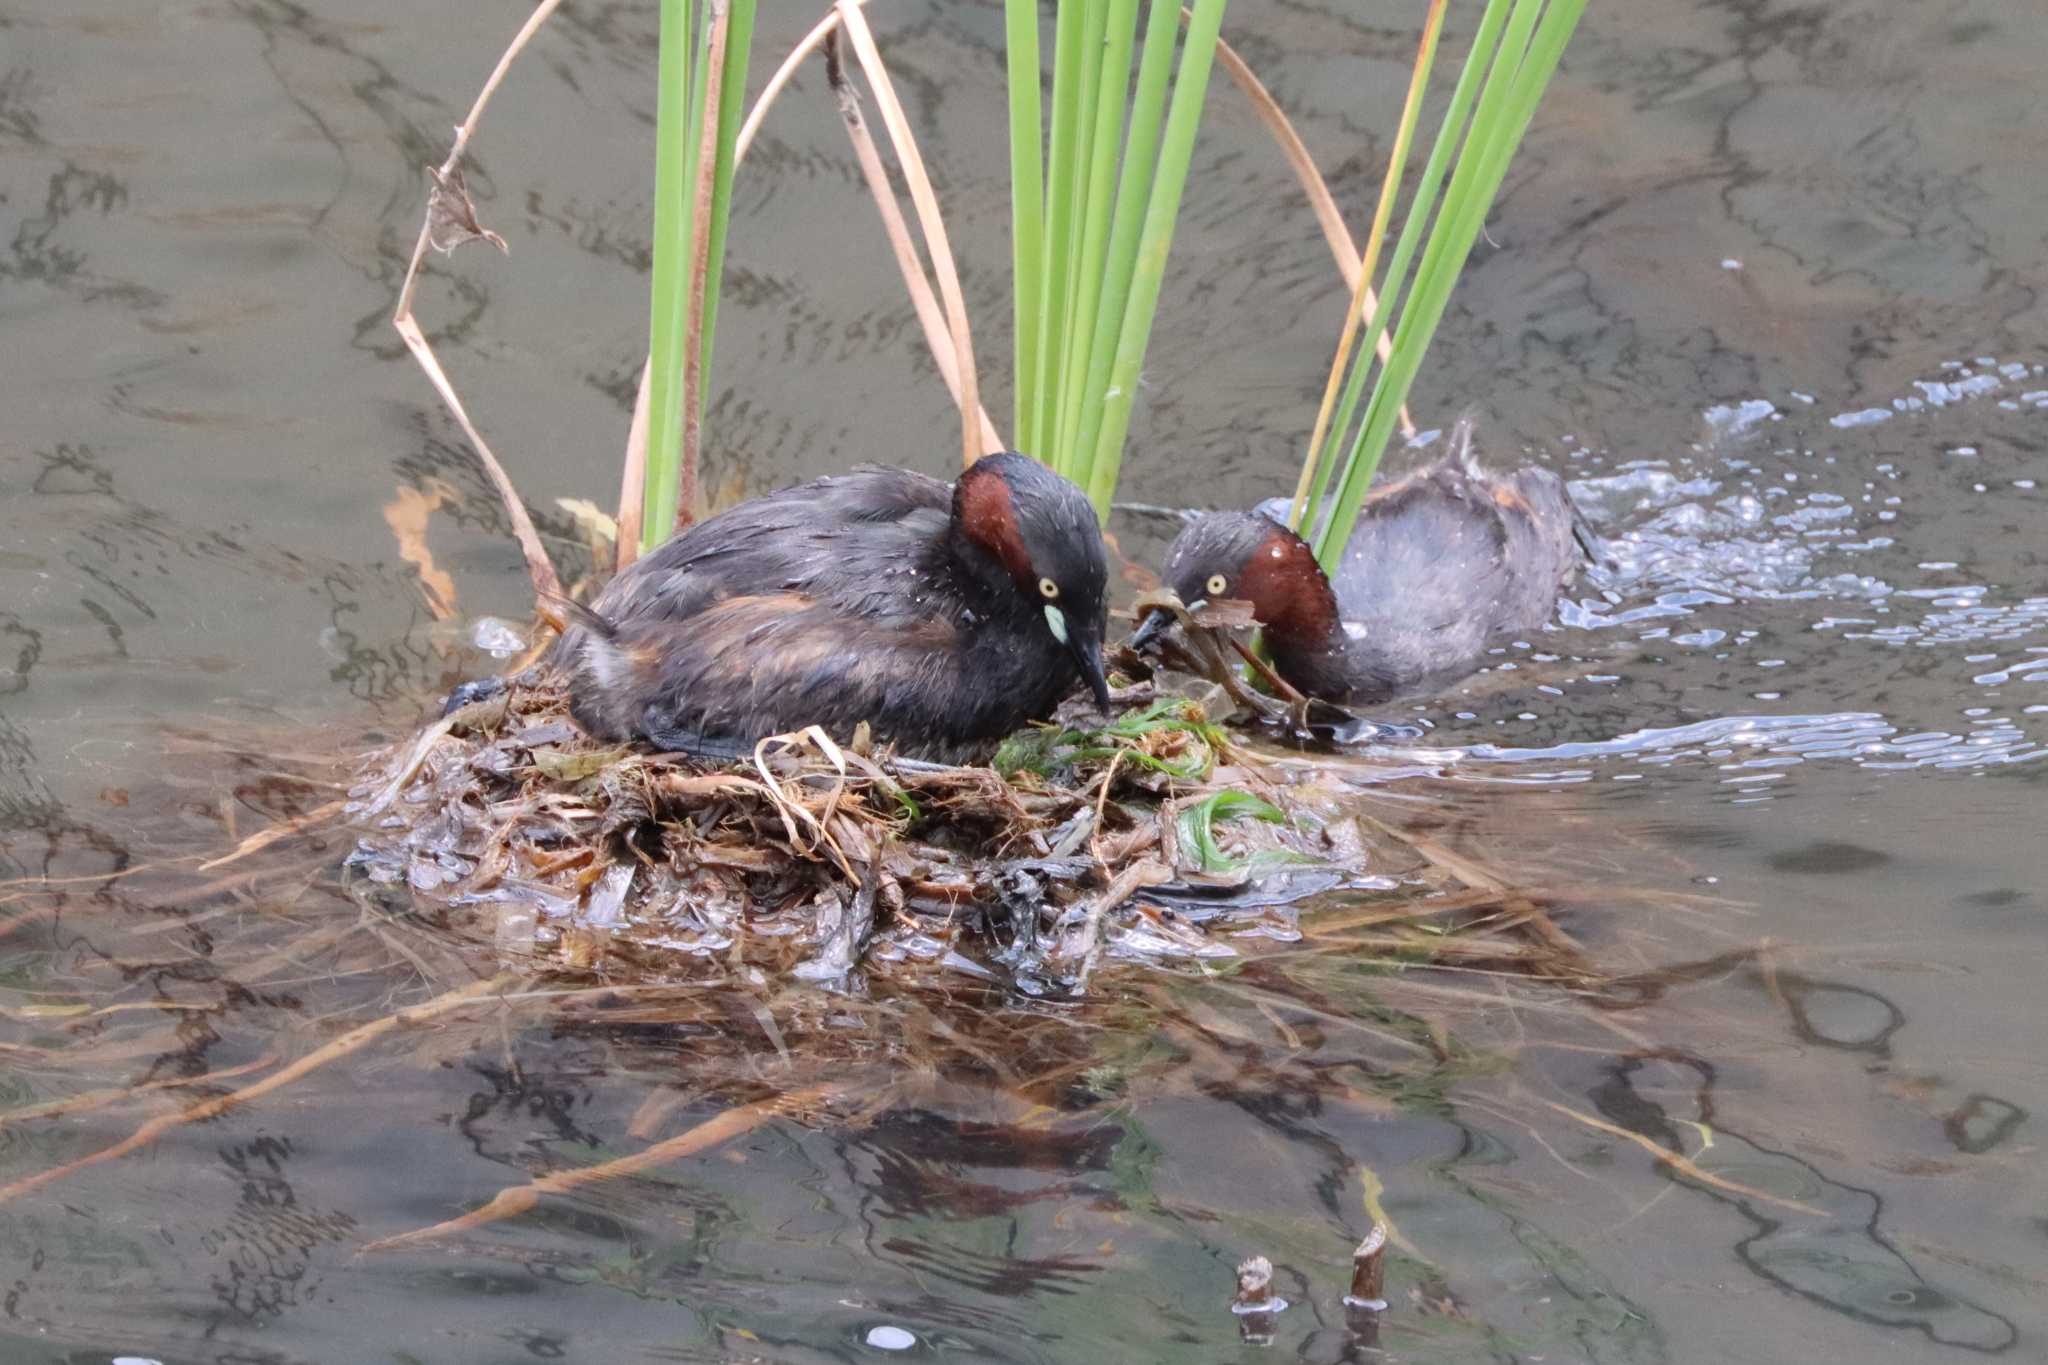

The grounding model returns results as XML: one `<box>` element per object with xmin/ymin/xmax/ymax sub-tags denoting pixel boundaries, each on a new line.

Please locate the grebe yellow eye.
<box><xmin>1038</xmin><ymin>576</ymin><xmax>1060</xmax><ymax>599</ymax></box>
<box><xmin>1206</xmin><ymin>574</ymin><xmax>1228</xmax><ymax>596</ymax></box>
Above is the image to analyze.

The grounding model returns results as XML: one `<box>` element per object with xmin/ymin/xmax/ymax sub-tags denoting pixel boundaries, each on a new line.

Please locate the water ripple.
<box><xmin>1456</xmin><ymin>710</ymin><xmax>2047</xmax><ymax>783</ymax></box>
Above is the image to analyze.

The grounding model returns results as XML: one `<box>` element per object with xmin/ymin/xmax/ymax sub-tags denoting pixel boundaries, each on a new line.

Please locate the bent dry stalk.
<box><xmin>392</xmin><ymin>0</ymin><xmax>567</xmax><ymax>610</ymax></box>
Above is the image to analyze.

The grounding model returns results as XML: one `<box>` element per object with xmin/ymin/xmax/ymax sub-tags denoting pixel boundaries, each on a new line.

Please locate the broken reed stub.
<box><xmin>1231</xmin><ymin>1254</ymin><xmax>1289</xmax><ymax>1316</ymax></box>
<box><xmin>1343</xmin><ymin>1221</ymin><xmax>1389</xmax><ymax>1312</ymax></box>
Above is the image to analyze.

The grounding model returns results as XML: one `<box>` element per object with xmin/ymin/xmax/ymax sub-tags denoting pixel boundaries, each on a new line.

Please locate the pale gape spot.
<box><xmin>586</xmin><ymin>637</ymin><xmax>632</xmax><ymax>693</ymax></box>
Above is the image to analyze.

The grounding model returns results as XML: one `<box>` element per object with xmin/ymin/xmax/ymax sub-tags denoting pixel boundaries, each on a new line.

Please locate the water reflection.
<box><xmin>1</xmin><ymin>746</ymin><xmax>2039</xmax><ymax>1361</ymax></box>
<box><xmin>1593</xmin><ymin>1052</ymin><xmax>2017</xmax><ymax>1353</ymax></box>
<box><xmin>205</xmin><ymin>1135</ymin><xmax>358</xmax><ymax>1326</ymax></box>
<box><xmin>4</xmin><ymin>0</ymin><xmax>2048</xmax><ymax>1357</ymax></box>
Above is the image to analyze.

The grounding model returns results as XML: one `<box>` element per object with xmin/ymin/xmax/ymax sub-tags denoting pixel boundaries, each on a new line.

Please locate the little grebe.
<box><xmin>552</xmin><ymin>451</ymin><xmax>1111</xmax><ymax>762</ymax></box>
<box><xmin>1134</xmin><ymin>420</ymin><xmax>1590</xmax><ymax>705</ymax></box>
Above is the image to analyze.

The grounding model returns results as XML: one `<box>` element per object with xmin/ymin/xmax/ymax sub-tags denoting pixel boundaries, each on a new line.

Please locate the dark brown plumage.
<box><xmin>549</xmin><ymin>452</ymin><xmax>1111</xmax><ymax>762</ymax></box>
<box><xmin>1138</xmin><ymin>419</ymin><xmax>1590</xmax><ymax>705</ymax></box>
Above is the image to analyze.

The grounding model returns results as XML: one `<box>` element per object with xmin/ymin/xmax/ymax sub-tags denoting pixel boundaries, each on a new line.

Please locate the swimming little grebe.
<box><xmin>552</xmin><ymin>451</ymin><xmax>1112</xmax><ymax>762</ymax></box>
<box><xmin>1133</xmin><ymin>420</ymin><xmax>1590</xmax><ymax>705</ymax></box>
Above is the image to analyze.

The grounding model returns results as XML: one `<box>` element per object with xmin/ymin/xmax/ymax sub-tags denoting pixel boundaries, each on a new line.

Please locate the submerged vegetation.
<box><xmin>0</xmin><ymin>717</ymin><xmax>1647</xmax><ymax>1278</ymax></box>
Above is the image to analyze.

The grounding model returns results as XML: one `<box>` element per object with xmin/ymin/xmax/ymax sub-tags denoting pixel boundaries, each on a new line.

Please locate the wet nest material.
<box><xmin>344</xmin><ymin>644</ymin><xmax>1602</xmax><ymax>996</ymax></box>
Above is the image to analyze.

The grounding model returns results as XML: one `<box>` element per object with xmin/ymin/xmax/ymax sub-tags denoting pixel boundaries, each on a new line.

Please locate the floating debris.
<box><xmin>344</xmin><ymin>674</ymin><xmax>1378</xmax><ymax>993</ymax></box>
<box><xmin>339</xmin><ymin>637</ymin><xmax>1599</xmax><ymax>995</ymax></box>
<box><xmin>1232</xmin><ymin>1253</ymin><xmax>1288</xmax><ymax>1345</ymax></box>
<box><xmin>1345</xmin><ymin>1222</ymin><xmax>1389</xmax><ymax>1312</ymax></box>
<box><xmin>1232</xmin><ymin>1254</ymin><xmax>1288</xmax><ymax>1315</ymax></box>
<box><xmin>864</xmin><ymin>1325</ymin><xmax>918</xmax><ymax>1351</ymax></box>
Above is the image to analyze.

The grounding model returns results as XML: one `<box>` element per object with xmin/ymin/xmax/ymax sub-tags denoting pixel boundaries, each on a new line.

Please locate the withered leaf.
<box><xmin>425</xmin><ymin>163</ymin><xmax>508</xmax><ymax>255</ymax></box>
<box><xmin>381</xmin><ymin>479</ymin><xmax>460</xmax><ymax>621</ymax></box>
<box><xmin>531</xmin><ymin>745</ymin><xmax>628</xmax><ymax>781</ymax></box>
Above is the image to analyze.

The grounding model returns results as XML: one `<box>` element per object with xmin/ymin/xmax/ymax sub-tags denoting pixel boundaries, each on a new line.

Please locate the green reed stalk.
<box><xmin>1052</xmin><ymin>0</ymin><xmax>1140</xmax><ymax>466</ymax></box>
<box><xmin>1287</xmin><ymin>0</ymin><xmax>1448</xmax><ymax>533</ymax></box>
<box><xmin>1008</xmin><ymin>0</ymin><xmax>1228</xmax><ymax>519</ymax></box>
<box><xmin>1028</xmin><ymin>2</ymin><xmax>1087</xmax><ymax>457</ymax></box>
<box><xmin>1298</xmin><ymin>0</ymin><xmax>1500</xmax><ymax>532</ymax></box>
<box><xmin>1298</xmin><ymin>0</ymin><xmax>1587</xmax><ymax>568</ymax></box>
<box><xmin>642</xmin><ymin>0</ymin><xmax>755</xmax><ymax>547</ymax></box>
<box><xmin>1004</xmin><ymin>0</ymin><xmax>1044</xmax><ymax>452</ymax></box>
<box><xmin>1084</xmin><ymin>0</ymin><xmax>1225</xmax><ymax>514</ymax></box>
<box><xmin>1067</xmin><ymin>0</ymin><xmax>1179</xmax><ymax>496</ymax></box>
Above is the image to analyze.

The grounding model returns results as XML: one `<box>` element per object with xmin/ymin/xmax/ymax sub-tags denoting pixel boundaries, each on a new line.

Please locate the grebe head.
<box><xmin>952</xmin><ymin>452</ymin><xmax>1113</xmax><ymax>712</ymax></box>
<box><xmin>1133</xmin><ymin>510</ymin><xmax>1337</xmax><ymax>653</ymax></box>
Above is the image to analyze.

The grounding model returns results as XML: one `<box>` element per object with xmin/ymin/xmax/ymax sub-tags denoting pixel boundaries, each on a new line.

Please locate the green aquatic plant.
<box><xmin>1290</xmin><ymin>0</ymin><xmax>1589</xmax><ymax>570</ymax></box>
<box><xmin>993</xmin><ymin>697</ymin><xmax>1226</xmax><ymax>781</ymax></box>
<box><xmin>638</xmin><ymin>0</ymin><xmax>758</xmax><ymax>550</ymax></box>
<box><xmin>1174</xmin><ymin>789</ymin><xmax>1315</xmax><ymax>874</ymax></box>
<box><xmin>1006</xmin><ymin>0</ymin><xmax>1229</xmax><ymax>520</ymax></box>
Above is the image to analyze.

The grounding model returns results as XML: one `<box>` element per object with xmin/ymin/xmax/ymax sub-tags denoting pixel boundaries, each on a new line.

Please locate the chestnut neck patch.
<box><xmin>953</xmin><ymin>463</ymin><xmax>1034</xmax><ymax>586</ymax></box>
<box><xmin>1238</xmin><ymin>525</ymin><xmax>1339</xmax><ymax>650</ymax></box>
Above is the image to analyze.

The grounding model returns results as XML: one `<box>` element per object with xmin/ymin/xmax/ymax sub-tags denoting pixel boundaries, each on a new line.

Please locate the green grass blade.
<box><xmin>1052</xmin><ymin>0</ymin><xmax>1142</xmax><ymax>471</ymax></box>
<box><xmin>1005</xmin><ymin>0</ymin><xmax>1044</xmax><ymax>453</ymax></box>
<box><xmin>693</xmin><ymin>0</ymin><xmax>756</xmax><ymax>397</ymax></box>
<box><xmin>1315</xmin><ymin>0</ymin><xmax>1586</xmax><ymax>567</ymax></box>
<box><xmin>1031</xmin><ymin>2</ymin><xmax>1088</xmax><ymax>458</ymax></box>
<box><xmin>1287</xmin><ymin>0</ymin><xmax>1447</xmax><ymax>534</ymax></box>
<box><xmin>643</xmin><ymin>0</ymin><xmax>696</xmax><ymax>542</ymax></box>
<box><xmin>1066</xmin><ymin>0</ymin><xmax>1180</xmax><ymax>498</ymax></box>
<box><xmin>641</xmin><ymin>0</ymin><xmax>756</xmax><ymax>547</ymax></box>
<box><xmin>1302</xmin><ymin>0</ymin><xmax>1512</xmax><ymax>538</ymax></box>
<box><xmin>1176</xmin><ymin>789</ymin><xmax>1314</xmax><ymax>873</ymax></box>
<box><xmin>1051</xmin><ymin>1</ymin><xmax>1111</xmax><ymax>479</ymax></box>
<box><xmin>1086</xmin><ymin>0</ymin><xmax>1228</xmax><ymax>515</ymax></box>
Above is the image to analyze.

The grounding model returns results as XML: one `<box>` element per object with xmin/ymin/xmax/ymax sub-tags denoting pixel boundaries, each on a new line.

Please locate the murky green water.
<box><xmin>4</xmin><ymin>1</ymin><xmax>2046</xmax><ymax>1360</ymax></box>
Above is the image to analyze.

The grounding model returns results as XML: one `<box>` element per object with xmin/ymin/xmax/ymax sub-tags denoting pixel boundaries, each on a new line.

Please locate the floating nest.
<box><xmin>342</xmin><ymin>606</ymin><xmax>1603</xmax><ymax>995</ymax></box>
<box><xmin>0</xmin><ymin>621</ymin><xmax>1636</xmax><ymax>1249</ymax></box>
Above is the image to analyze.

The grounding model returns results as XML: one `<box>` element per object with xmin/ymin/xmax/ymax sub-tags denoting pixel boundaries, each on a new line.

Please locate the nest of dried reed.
<box><xmin>339</xmin><ymin>598</ymin><xmax>1605</xmax><ymax>999</ymax></box>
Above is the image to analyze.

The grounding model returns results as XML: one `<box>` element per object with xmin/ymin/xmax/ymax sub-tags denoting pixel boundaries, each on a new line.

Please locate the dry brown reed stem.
<box><xmin>0</xmin><ymin>1053</ymin><xmax>277</xmax><ymax>1126</ymax></box>
<box><xmin>615</xmin><ymin>356</ymin><xmax>653</xmax><ymax>570</ymax></box>
<box><xmin>0</xmin><ymin>974</ymin><xmax>513</xmax><ymax>1208</ymax></box>
<box><xmin>1074</xmin><ymin>859</ymin><xmax>1173</xmax><ymax>988</ymax></box>
<box><xmin>739</xmin><ymin>6</ymin><xmax>1410</xmax><ymax>462</ymax></box>
<box><xmin>196</xmin><ymin>798</ymin><xmax>347</xmax><ymax>873</ymax></box>
<box><xmin>1207</xmin><ymin>29</ymin><xmax>1412</xmax><ymax>440</ymax></box>
<box><xmin>1364</xmin><ymin>814</ymin><xmax>1504</xmax><ymax>894</ymax></box>
<box><xmin>835</xmin><ymin>0</ymin><xmax>989</xmax><ymax>469</ymax></box>
<box><xmin>734</xmin><ymin>0</ymin><xmax>1005</xmax><ymax>472</ymax></box>
<box><xmin>675</xmin><ymin>0</ymin><xmax>734</xmax><ymax>535</ymax></box>
<box><xmin>392</xmin><ymin>0</ymin><xmax>566</xmax><ymax>605</ymax></box>
<box><xmin>734</xmin><ymin>1</ymin><xmax>867</xmax><ymax>163</ymax></box>
<box><xmin>751</xmin><ymin>726</ymin><xmax>861</xmax><ymax>879</ymax></box>
<box><xmin>1534</xmin><ymin>1098</ymin><xmax>1826</xmax><ymax>1216</ymax></box>
<box><xmin>825</xmin><ymin>33</ymin><xmax>1005</xmax><ymax>455</ymax></box>
<box><xmin>1086</xmin><ymin>749</ymin><xmax>1126</xmax><ymax>871</ymax></box>
<box><xmin>1287</xmin><ymin>0</ymin><xmax>1448</xmax><ymax>530</ymax></box>
<box><xmin>1364</xmin><ymin>816</ymin><xmax>1588</xmax><ymax>971</ymax></box>
<box><xmin>1225</xmin><ymin>632</ymin><xmax>1311</xmax><ymax>706</ymax></box>
<box><xmin>362</xmin><ymin>1080</ymin><xmax>846</xmax><ymax>1251</ymax></box>
<box><xmin>626</xmin><ymin>1086</ymin><xmax>692</xmax><ymax>1141</ymax></box>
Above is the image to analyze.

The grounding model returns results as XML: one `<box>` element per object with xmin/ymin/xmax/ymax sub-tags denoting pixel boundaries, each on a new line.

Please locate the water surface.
<box><xmin>4</xmin><ymin>1</ymin><xmax>2046</xmax><ymax>1360</ymax></box>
